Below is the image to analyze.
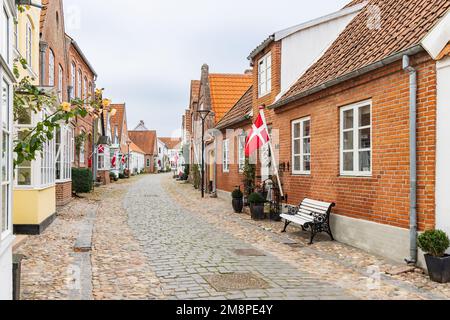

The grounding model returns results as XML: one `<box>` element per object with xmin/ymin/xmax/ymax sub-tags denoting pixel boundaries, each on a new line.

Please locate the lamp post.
<box><xmin>196</xmin><ymin>109</ymin><xmax>214</xmax><ymax>198</ymax></box>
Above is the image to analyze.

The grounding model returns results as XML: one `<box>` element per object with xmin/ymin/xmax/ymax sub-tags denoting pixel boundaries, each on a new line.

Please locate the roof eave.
<box><xmin>270</xmin><ymin>45</ymin><xmax>424</xmax><ymax>110</ymax></box>
<box><xmin>67</xmin><ymin>36</ymin><xmax>98</xmax><ymax>77</ymax></box>
<box><xmin>247</xmin><ymin>35</ymin><xmax>275</xmax><ymax>61</ymax></box>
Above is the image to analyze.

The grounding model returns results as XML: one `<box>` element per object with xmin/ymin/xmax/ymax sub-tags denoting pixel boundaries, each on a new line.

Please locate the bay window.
<box><xmin>56</xmin><ymin>125</ymin><xmax>73</xmax><ymax>182</ymax></box>
<box><xmin>292</xmin><ymin>117</ymin><xmax>311</xmax><ymax>175</ymax></box>
<box><xmin>223</xmin><ymin>139</ymin><xmax>229</xmax><ymax>172</ymax></box>
<box><xmin>258</xmin><ymin>52</ymin><xmax>271</xmax><ymax>97</ymax></box>
<box><xmin>340</xmin><ymin>100</ymin><xmax>372</xmax><ymax>176</ymax></box>
<box><xmin>1</xmin><ymin>76</ymin><xmax>12</xmax><ymax>236</ymax></box>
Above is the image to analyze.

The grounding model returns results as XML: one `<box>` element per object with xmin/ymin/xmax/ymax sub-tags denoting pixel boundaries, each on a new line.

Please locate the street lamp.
<box><xmin>196</xmin><ymin>109</ymin><xmax>214</xmax><ymax>198</ymax></box>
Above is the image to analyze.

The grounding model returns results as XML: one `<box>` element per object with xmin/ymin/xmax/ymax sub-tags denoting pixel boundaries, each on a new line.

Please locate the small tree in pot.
<box><xmin>248</xmin><ymin>192</ymin><xmax>266</xmax><ymax>220</ymax></box>
<box><xmin>418</xmin><ymin>230</ymin><xmax>450</xmax><ymax>283</ymax></box>
<box><xmin>231</xmin><ymin>188</ymin><xmax>244</xmax><ymax>213</ymax></box>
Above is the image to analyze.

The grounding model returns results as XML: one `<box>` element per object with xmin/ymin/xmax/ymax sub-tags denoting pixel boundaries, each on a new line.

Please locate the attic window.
<box><xmin>258</xmin><ymin>52</ymin><xmax>272</xmax><ymax>98</ymax></box>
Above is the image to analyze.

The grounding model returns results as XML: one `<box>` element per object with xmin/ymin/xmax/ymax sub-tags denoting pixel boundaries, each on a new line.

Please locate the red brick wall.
<box><xmin>267</xmin><ymin>52</ymin><xmax>436</xmax><ymax>231</ymax></box>
<box><xmin>56</xmin><ymin>181</ymin><xmax>72</xmax><ymax>207</ymax></box>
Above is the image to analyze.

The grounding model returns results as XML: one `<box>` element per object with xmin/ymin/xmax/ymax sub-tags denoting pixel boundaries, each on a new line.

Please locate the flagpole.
<box><xmin>259</xmin><ymin>106</ymin><xmax>284</xmax><ymax>198</ymax></box>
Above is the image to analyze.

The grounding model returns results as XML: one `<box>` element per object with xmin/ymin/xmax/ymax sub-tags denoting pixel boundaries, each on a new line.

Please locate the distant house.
<box><xmin>128</xmin><ymin>122</ymin><xmax>158</xmax><ymax>173</ymax></box>
<box><xmin>157</xmin><ymin>139</ymin><xmax>170</xmax><ymax>172</ymax></box>
<box><xmin>109</xmin><ymin>103</ymin><xmax>130</xmax><ymax>177</ymax></box>
<box><xmin>159</xmin><ymin>137</ymin><xmax>182</xmax><ymax>173</ymax></box>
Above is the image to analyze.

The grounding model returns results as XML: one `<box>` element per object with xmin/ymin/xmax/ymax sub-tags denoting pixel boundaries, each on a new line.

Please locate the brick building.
<box><xmin>242</xmin><ymin>0</ymin><xmax>450</xmax><ymax>264</ymax></box>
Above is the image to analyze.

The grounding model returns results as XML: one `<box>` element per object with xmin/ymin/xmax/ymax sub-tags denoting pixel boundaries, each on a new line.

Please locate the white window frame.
<box><xmin>26</xmin><ymin>21</ymin><xmax>32</xmax><ymax>68</ymax></box>
<box><xmin>223</xmin><ymin>139</ymin><xmax>229</xmax><ymax>173</ymax></box>
<box><xmin>97</xmin><ymin>145</ymin><xmax>110</xmax><ymax>171</ymax></box>
<box><xmin>1</xmin><ymin>5</ymin><xmax>11</xmax><ymax>65</ymax></box>
<box><xmin>258</xmin><ymin>52</ymin><xmax>272</xmax><ymax>98</ymax></box>
<box><xmin>48</xmin><ymin>49</ymin><xmax>55</xmax><ymax>86</ymax></box>
<box><xmin>77</xmin><ymin>69</ymin><xmax>82</xmax><ymax>99</ymax></box>
<box><xmin>1</xmin><ymin>73</ymin><xmax>12</xmax><ymax>239</ymax></box>
<box><xmin>55</xmin><ymin>125</ymin><xmax>73</xmax><ymax>182</ymax></box>
<box><xmin>70</xmin><ymin>62</ymin><xmax>76</xmax><ymax>100</ymax></box>
<box><xmin>58</xmin><ymin>64</ymin><xmax>63</xmax><ymax>102</ymax></box>
<box><xmin>238</xmin><ymin>134</ymin><xmax>246</xmax><ymax>173</ymax></box>
<box><xmin>292</xmin><ymin>117</ymin><xmax>311</xmax><ymax>175</ymax></box>
<box><xmin>340</xmin><ymin>100</ymin><xmax>372</xmax><ymax>177</ymax></box>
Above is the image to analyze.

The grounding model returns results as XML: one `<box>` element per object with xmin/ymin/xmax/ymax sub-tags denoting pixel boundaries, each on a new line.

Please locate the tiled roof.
<box><xmin>109</xmin><ymin>104</ymin><xmax>126</xmax><ymax>139</ymax></box>
<box><xmin>128</xmin><ymin>130</ymin><xmax>158</xmax><ymax>155</ymax></box>
<box><xmin>216</xmin><ymin>86</ymin><xmax>253</xmax><ymax>130</ymax></box>
<box><xmin>130</xmin><ymin>142</ymin><xmax>145</xmax><ymax>154</ymax></box>
<box><xmin>159</xmin><ymin>137</ymin><xmax>182</xmax><ymax>150</ymax></box>
<box><xmin>277</xmin><ymin>0</ymin><xmax>450</xmax><ymax>107</ymax></box>
<box><xmin>209</xmin><ymin>74</ymin><xmax>253</xmax><ymax>122</ymax></box>
<box><xmin>343</xmin><ymin>0</ymin><xmax>367</xmax><ymax>9</ymax></box>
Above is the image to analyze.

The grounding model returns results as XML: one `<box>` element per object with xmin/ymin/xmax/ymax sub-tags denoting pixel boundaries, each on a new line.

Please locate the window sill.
<box><xmin>291</xmin><ymin>172</ymin><xmax>311</xmax><ymax>176</ymax></box>
<box><xmin>14</xmin><ymin>184</ymin><xmax>56</xmax><ymax>191</ymax></box>
<box><xmin>339</xmin><ymin>173</ymin><xmax>372</xmax><ymax>178</ymax></box>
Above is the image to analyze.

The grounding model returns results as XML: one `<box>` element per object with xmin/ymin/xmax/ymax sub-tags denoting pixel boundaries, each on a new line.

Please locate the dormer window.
<box><xmin>258</xmin><ymin>52</ymin><xmax>272</xmax><ymax>98</ymax></box>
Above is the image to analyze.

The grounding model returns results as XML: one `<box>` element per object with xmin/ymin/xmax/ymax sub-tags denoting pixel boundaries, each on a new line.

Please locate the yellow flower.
<box><xmin>60</xmin><ymin>102</ymin><xmax>71</xmax><ymax>112</ymax></box>
<box><xmin>110</xmin><ymin>108</ymin><xmax>117</xmax><ymax>116</ymax></box>
<box><xmin>95</xmin><ymin>88</ymin><xmax>103</xmax><ymax>96</ymax></box>
<box><xmin>102</xmin><ymin>99</ymin><xmax>111</xmax><ymax>108</ymax></box>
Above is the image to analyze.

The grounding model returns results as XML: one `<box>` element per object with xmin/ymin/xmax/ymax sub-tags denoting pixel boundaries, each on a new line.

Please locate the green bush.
<box><xmin>72</xmin><ymin>168</ymin><xmax>93</xmax><ymax>193</ymax></box>
<box><xmin>248</xmin><ymin>192</ymin><xmax>265</xmax><ymax>204</ymax></box>
<box><xmin>119</xmin><ymin>173</ymin><xmax>125</xmax><ymax>179</ymax></box>
<box><xmin>418</xmin><ymin>230</ymin><xmax>450</xmax><ymax>257</ymax></box>
<box><xmin>232</xmin><ymin>188</ymin><xmax>243</xmax><ymax>199</ymax></box>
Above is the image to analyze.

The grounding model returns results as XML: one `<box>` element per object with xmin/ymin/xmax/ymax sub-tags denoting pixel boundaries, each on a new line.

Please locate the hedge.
<box><xmin>72</xmin><ymin>168</ymin><xmax>93</xmax><ymax>193</ymax></box>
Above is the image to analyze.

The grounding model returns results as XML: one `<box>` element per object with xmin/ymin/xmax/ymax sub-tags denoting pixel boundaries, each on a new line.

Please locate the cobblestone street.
<box><xmin>16</xmin><ymin>174</ymin><xmax>450</xmax><ymax>300</ymax></box>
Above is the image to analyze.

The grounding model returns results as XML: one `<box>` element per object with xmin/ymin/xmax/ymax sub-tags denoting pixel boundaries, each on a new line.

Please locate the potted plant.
<box><xmin>418</xmin><ymin>229</ymin><xmax>450</xmax><ymax>283</ymax></box>
<box><xmin>242</xmin><ymin>158</ymin><xmax>256</xmax><ymax>206</ymax></box>
<box><xmin>231</xmin><ymin>188</ymin><xmax>244</xmax><ymax>213</ymax></box>
<box><xmin>248</xmin><ymin>192</ymin><xmax>266</xmax><ymax>220</ymax></box>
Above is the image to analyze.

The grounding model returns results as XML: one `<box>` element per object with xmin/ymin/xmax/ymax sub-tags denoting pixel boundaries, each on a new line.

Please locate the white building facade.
<box><xmin>157</xmin><ymin>139</ymin><xmax>169</xmax><ymax>172</ymax></box>
<box><xmin>0</xmin><ymin>0</ymin><xmax>16</xmax><ymax>300</ymax></box>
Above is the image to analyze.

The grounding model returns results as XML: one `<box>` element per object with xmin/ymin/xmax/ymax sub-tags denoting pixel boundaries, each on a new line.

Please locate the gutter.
<box><xmin>269</xmin><ymin>45</ymin><xmax>424</xmax><ymax>110</ymax></box>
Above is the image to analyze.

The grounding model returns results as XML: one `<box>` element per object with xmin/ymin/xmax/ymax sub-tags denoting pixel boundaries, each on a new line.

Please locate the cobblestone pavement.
<box><xmin>16</xmin><ymin>173</ymin><xmax>450</xmax><ymax>300</ymax></box>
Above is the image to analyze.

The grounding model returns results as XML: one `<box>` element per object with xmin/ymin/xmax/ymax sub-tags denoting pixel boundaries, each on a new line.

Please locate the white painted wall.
<box><xmin>436</xmin><ymin>56</ymin><xmax>450</xmax><ymax>246</ymax></box>
<box><xmin>279</xmin><ymin>12</ymin><xmax>358</xmax><ymax>97</ymax></box>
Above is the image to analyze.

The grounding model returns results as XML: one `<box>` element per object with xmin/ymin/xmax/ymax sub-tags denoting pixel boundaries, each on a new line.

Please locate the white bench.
<box><xmin>281</xmin><ymin>198</ymin><xmax>335</xmax><ymax>245</ymax></box>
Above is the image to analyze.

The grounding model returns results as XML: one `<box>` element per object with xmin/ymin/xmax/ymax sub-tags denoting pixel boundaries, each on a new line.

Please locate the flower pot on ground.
<box><xmin>231</xmin><ymin>188</ymin><xmax>244</xmax><ymax>213</ymax></box>
<box><xmin>418</xmin><ymin>230</ymin><xmax>450</xmax><ymax>283</ymax></box>
<box><xmin>248</xmin><ymin>193</ymin><xmax>266</xmax><ymax>220</ymax></box>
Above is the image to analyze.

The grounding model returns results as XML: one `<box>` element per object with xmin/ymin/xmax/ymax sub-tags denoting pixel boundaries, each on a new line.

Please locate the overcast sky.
<box><xmin>63</xmin><ymin>0</ymin><xmax>350</xmax><ymax>137</ymax></box>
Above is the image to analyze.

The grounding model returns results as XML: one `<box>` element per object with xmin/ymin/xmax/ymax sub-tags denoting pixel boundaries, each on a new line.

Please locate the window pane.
<box><xmin>359</xmin><ymin>105</ymin><xmax>371</xmax><ymax>127</ymax></box>
<box><xmin>294</xmin><ymin>139</ymin><xmax>300</xmax><ymax>155</ymax></box>
<box><xmin>293</xmin><ymin>123</ymin><xmax>300</xmax><ymax>139</ymax></box>
<box><xmin>359</xmin><ymin>128</ymin><xmax>371</xmax><ymax>149</ymax></box>
<box><xmin>1</xmin><ymin>185</ymin><xmax>7</xmax><ymax>232</ymax></box>
<box><xmin>303</xmin><ymin>120</ymin><xmax>310</xmax><ymax>137</ymax></box>
<box><xmin>2</xmin><ymin>79</ymin><xmax>9</xmax><ymax>128</ymax></box>
<box><xmin>294</xmin><ymin>156</ymin><xmax>301</xmax><ymax>172</ymax></box>
<box><xmin>2</xmin><ymin>132</ymin><xmax>8</xmax><ymax>181</ymax></box>
<box><xmin>343</xmin><ymin>109</ymin><xmax>354</xmax><ymax>129</ymax></box>
<box><xmin>303</xmin><ymin>137</ymin><xmax>311</xmax><ymax>154</ymax></box>
<box><xmin>359</xmin><ymin>151</ymin><xmax>371</xmax><ymax>172</ymax></box>
<box><xmin>18</xmin><ymin>167</ymin><xmax>31</xmax><ymax>185</ymax></box>
<box><xmin>303</xmin><ymin>155</ymin><xmax>311</xmax><ymax>172</ymax></box>
<box><xmin>2</xmin><ymin>8</ymin><xmax>9</xmax><ymax>61</ymax></box>
<box><xmin>343</xmin><ymin>152</ymin><xmax>354</xmax><ymax>171</ymax></box>
<box><xmin>343</xmin><ymin>131</ymin><xmax>354</xmax><ymax>151</ymax></box>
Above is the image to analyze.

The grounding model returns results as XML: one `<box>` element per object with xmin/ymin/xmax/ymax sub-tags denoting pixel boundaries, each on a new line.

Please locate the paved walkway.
<box><xmin>16</xmin><ymin>173</ymin><xmax>450</xmax><ymax>300</ymax></box>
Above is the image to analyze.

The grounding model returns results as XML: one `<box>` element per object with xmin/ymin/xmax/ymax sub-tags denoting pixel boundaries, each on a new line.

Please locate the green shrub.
<box><xmin>418</xmin><ymin>230</ymin><xmax>450</xmax><ymax>257</ymax></box>
<box><xmin>232</xmin><ymin>188</ymin><xmax>243</xmax><ymax>199</ymax></box>
<box><xmin>248</xmin><ymin>192</ymin><xmax>265</xmax><ymax>204</ymax></box>
<box><xmin>119</xmin><ymin>173</ymin><xmax>125</xmax><ymax>179</ymax></box>
<box><xmin>72</xmin><ymin>168</ymin><xmax>93</xmax><ymax>193</ymax></box>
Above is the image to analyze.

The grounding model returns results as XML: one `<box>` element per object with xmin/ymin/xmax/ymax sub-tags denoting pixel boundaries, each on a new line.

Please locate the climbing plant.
<box><xmin>75</xmin><ymin>131</ymin><xmax>87</xmax><ymax>153</ymax></box>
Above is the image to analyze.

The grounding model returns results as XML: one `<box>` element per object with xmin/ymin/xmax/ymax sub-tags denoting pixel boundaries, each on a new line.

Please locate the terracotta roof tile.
<box><xmin>278</xmin><ymin>0</ymin><xmax>450</xmax><ymax>105</ymax></box>
<box><xmin>109</xmin><ymin>104</ymin><xmax>126</xmax><ymax>138</ymax></box>
<box><xmin>216</xmin><ymin>86</ymin><xmax>253</xmax><ymax>129</ymax></box>
<box><xmin>208</xmin><ymin>74</ymin><xmax>253</xmax><ymax>122</ymax></box>
<box><xmin>159</xmin><ymin>137</ymin><xmax>182</xmax><ymax>150</ymax></box>
<box><xmin>128</xmin><ymin>130</ymin><xmax>158</xmax><ymax>155</ymax></box>
<box><xmin>130</xmin><ymin>142</ymin><xmax>145</xmax><ymax>154</ymax></box>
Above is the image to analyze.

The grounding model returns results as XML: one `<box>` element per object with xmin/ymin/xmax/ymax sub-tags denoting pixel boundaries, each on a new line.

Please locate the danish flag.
<box><xmin>245</xmin><ymin>106</ymin><xmax>270</xmax><ymax>157</ymax></box>
<box><xmin>111</xmin><ymin>154</ymin><xmax>117</xmax><ymax>167</ymax></box>
<box><xmin>121</xmin><ymin>154</ymin><xmax>126</xmax><ymax>165</ymax></box>
<box><xmin>98</xmin><ymin>145</ymin><xmax>105</xmax><ymax>154</ymax></box>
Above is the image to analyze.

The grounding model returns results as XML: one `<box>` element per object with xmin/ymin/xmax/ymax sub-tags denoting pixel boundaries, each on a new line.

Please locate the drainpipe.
<box><xmin>403</xmin><ymin>55</ymin><xmax>418</xmax><ymax>265</ymax></box>
<box><xmin>39</xmin><ymin>42</ymin><xmax>48</xmax><ymax>86</ymax></box>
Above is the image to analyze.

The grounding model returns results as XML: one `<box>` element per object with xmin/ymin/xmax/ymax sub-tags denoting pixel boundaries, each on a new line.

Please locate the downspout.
<box><xmin>39</xmin><ymin>42</ymin><xmax>48</xmax><ymax>86</ymax></box>
<box><xmin>403</xmin><ymin>55</ymin><xmax>418</xmax><ymax>265</ymax></box>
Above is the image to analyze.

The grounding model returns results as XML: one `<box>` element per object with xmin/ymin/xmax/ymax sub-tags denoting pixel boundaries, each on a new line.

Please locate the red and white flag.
<box><xmin>245</xmin><ymin>106</ymin><xmax>270</xmax><ymax>157</ymax></box>
<box><xmin>121</xmin><ymin>154</ymin><xmax>126</xmax><ymax>165</ymax></box>
<box><xmin>98</xmin><ymin>145</ymin><xmax>105</xmax><ymax>154</ymax></box>
<box><xmin>111</xmin><ymin>154</ymin><xmax>117</xmax><ymax>167</ymax></box>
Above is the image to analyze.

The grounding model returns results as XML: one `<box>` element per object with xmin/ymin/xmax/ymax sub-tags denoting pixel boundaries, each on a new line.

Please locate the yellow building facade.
<box><xmin>13</xmin><ymin>2</ymin><xmax>57</xmax><ymax>234</ymax></box>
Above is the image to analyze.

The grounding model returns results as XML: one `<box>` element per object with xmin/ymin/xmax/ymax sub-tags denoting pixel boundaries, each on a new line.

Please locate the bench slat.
<box><xmin>303</xmin><ymin>198</ymin><xmax>333</xmax><ymax>209</ymax></box>
<box><xmin>280</xmin><ymin>214</ymin><xmax>313</xmax><ymax>225</ymax></box>
<box><xmin>298</xmin><ymin>205</ymin><xmax>327</xmax><ymax>215</ymax></box>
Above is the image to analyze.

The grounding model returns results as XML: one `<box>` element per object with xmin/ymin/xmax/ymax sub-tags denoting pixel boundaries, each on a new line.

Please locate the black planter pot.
<box><xmin>232</xmin><ymin>198</ymin><xmax>244</xmax><ymax>213</ymax></box>
<box><xmin>250</xmin><ymin>204</ymin><xmax>265</xmax><ymax>220</ymax></box>
<box><xmin>424</xmin><ymin>254</ymin><xmax>450</xmax><ymax>283</ymax></box>
<box><xmin>270</xmin><ymin>211</ymin><xmax>282</xmax><ymax>221</ymax></box>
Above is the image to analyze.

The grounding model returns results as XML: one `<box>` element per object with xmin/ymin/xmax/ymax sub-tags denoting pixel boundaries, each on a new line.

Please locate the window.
<box><xmin>1</xmin><ymin>78</ymin><xmax>11</xmax><ymax>235</ymax></box>
<box><xmin>84</xmin><ymin>77</ymin><xmax>88</xmax><ymax>103</ymax></box>
<box><xmin>56</xmin><ymin>125</ymin><xmax>73</xmax><ymax>181</ymax></box>
<box><xmin>77</xmin><ymin>69</ymin><xmax>82</xmax><ymax>98</ymax></box>
<box><xmin>58</xmin><ymin>65</ymin><xmax>63</xmax><ymax>101</ymax></box>
<box><xmin>97</xmin><ymin>145</ymin><xmax>110</xmax><ymax>170</ymax></box>
<box><xmin>13</xmin><ymin>15</ymin><xmax>17</xmax><ymax>49</ymax></box>
<box><xmin>48</xmin><ymin>49</ymin><xmax>55</xmax><ymax>86</ymax></box>
<box><xmin>70</xmin><ymin>63</ymin><xmax>76</xmax><ymax>100</ymax></box>
<box><xmin>258</xmin><ymin>53</ymin><xmax>271</xmax><ymax>97</ymax></box>
<box><xmin>292</xmin><ymin>117</ymin><xmax>311</xmax><ymax>174</ymax></box>
<box><xmin>146</xmin><ymin>158</ymin><xmax>150</xmax><ymax>167</ymax></box>
<box><xmin>79</xmin><ymin>131</ymin><xmax>85</xmax><ymax>164</ymax></box>
<box><xmin>26</xmin><ymin>21</ymin><xmax>32</xmax><ymax>67</ymax></box>
<box><xmin>223</xmin><ymin>139</ymin><xmax>229</xmax><ymax>172</ymax></box>
<box><xmin>340</xmin><ymin>100</ymin><xmax>372</xmax><ymax>176</ymax></box>
<box><xmin>238</xmin><ymin>134</ymin><xmax>246</xmax><ymax>172</ymax></box>
<box><xmin>2</xmin><ymin>6</ymin><xmax>10</xmax><ymax>63</ymax></box>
